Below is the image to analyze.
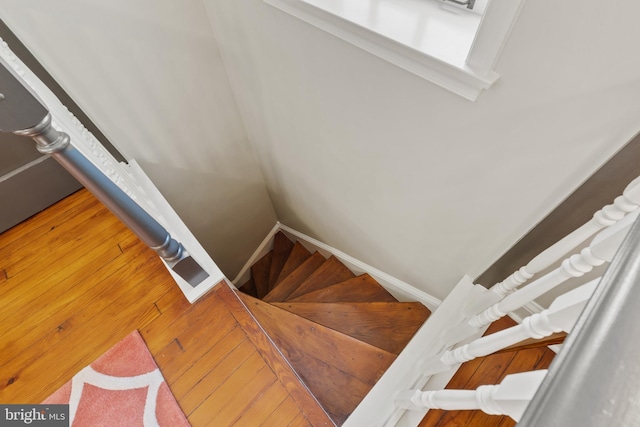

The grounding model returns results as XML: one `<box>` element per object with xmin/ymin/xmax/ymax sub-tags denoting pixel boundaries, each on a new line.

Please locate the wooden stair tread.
<box><xmin>276</xmin><ymin>241</ymin><xmax>312</xmax><ymax>286</ymax></box>
<box><xmin>240</xmin><ymin>293</ymin><xmax>396</xmax><ymax>383</ymax></box>
<box><xmin>251</xmin><ymin>251</ymin><xmax>273</xmax><ymax>299</ymax></box>
<box><xmin>239</xmin><ymin>293</ymin><xmax>396</xmax><ymax>424</ymax></box>
<box><xmin>238</xmin><ymin>277</ymin><xmax>258</xmax><ymax>298</ymax></box>
<box><xmin>290</xmin><ymin>351</ymin><xmax>374</xmax><ymax>425</ymax></box>
<box><xmin>288</xmin><ymin>274</ymin><xmax>399</xmax><ymax>303</ymax></box>
<box><xmin>263</xmin><ymin>252</ymin><xmax>326</xmax><ymax>302</ymax></box>
<box><xmin>286</xmin><ymin>256</ymin><xmax>355</xmax><ymax>301</ymax></box>
<box><xmin>216</xmin><ymin>284</ymin><xmax>335</xmax><ymax>427</ymax></box>
<box><xmin>271</xmin><ymin>302</ymin><xmax>431</xmax><ymax>355</ymax></box>
<box><xmin>268</xmin><ymin>232</ymin><xmax>295</xmax><ymax>291</ymax></box>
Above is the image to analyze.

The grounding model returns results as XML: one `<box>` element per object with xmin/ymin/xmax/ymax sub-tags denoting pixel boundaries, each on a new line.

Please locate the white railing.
<box><xmin>518</xmin><ymin>188</ymin><xmax>640</xmax><ymax>426</ymax></box>
<box><xmin>469</xmin><ymin>209</ymin><xmax>637</xmax><ymax>328</ymax></box>
<box><xmin>490</xmin><ymin>176</ymin><xmax>640</xmax><ymax>297</ymax></box>
<box><xmin>396</xmin><ymin>370</ymin><xmax>547</xmax><ymax>422</ymax></box>
<box><xmin>439</xmin><ymin>278</ymin><xmax>596</xmax><ymax>370</ymax></box>
<box><xmin>393</xmin><ymin>173</ymin><xmax>640</xmax><ymax>425</ymax></box>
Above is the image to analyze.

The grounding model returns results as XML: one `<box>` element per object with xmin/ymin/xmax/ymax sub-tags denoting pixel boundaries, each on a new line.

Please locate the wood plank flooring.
<box><xmin>0</xmin><ymin>189</ymin><xmax>321</xmax><ymax>426</ymax></box>
<box><xmin>1</xmin><ymin>188</ymin><xmax>556</xmax><ymax>426</ymax></box>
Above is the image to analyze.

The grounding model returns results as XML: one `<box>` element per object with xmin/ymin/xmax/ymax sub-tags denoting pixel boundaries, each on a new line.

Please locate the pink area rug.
<box><xmin>43</xmin><ymin>331</ymin><xmax>190</xmax><ymax>427</ymax></box>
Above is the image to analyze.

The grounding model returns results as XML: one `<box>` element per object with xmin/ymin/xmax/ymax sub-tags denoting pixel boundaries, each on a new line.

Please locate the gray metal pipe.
<box><xmin>14</xmin><ymin>114</ymin><xmax>185</xmax><ymax>261</ymax></box>
<box><xmin>1</xmin><ymin>60</ymin><xmax>208</xmax><ymax>287</ymax></box>
<box><xmin>518</xmin><ymin>211</ymin><xmax>640</xmax><ymax>426</ymax></box>
<box><xmin>13</xmin><ymin>114</ymin><xmax>209</xmax><ymax>287</ymax></box>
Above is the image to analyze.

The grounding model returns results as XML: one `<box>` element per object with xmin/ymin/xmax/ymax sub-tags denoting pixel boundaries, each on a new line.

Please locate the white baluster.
<box><xmin>490</xmin><ymin>177</ymin><xmax>640</xmax><ymax>297</ymax></box>
<box><xmin>440</xmin><ymin>278</ymin><xmax>598</xmax><ymax>367</ymax></box>
<box><xmin>470</xmin><ymin>210</ymin><xmax>638</xmax><ymax>328</ymax></box>
<box><xmin>396</xmin><ymin>370</ymin><xmax>548</xmax><ymax>422</ymax></box>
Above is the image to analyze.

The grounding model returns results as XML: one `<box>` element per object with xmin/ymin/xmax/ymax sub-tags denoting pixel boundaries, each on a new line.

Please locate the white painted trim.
<box><xmin>278</xmin><ymin>223</ymin><xmax>442</xmax><ymax>310</ymax></box>
<box><xmin>231</xmin><ymin>222</ymin><xmax>281</xmax><ymax>286</ymax></box>
<box><xmin>232</xmin><ymin>221</ymin><xmax>441</xmax><ymax>309</ymax></box>
<box><xmin>125</xmin><ymin>161</ymin><xmax>226</xmax><ymax>303</ymax></box>
<box><xmin>263</xmin><ymin>0</ymin><xmax>498</xmax><ymax>101</ymax></box>
<box><xmin>466</xmin><ymin>0</ymin><xmax>526</xmax><ymax>76</ymax></box>
<box><xmin>547</xmin><ymin>344</ymin><xmax>562</xmax><ymax>354</ymax></box>
<box><xmin>508</xmin><ymin>300</ymin><xmax>545</xmax><ymax>324</ymax></box>
<box><xmin>0</xmin><ymin>154</ymin><xmax>48</xmax><ymax>182</ymax></box>
<box><xmin>0</xmin><ymin>38</ymin><xmax>142</xmax><ymax>202</ymax></box>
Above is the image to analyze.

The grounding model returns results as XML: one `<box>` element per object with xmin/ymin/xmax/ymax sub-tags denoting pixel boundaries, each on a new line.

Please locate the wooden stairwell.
<box><xmin>237</xmin><ymin>232</ymin><xmax>432</xmax><ymax>425</ymax></box>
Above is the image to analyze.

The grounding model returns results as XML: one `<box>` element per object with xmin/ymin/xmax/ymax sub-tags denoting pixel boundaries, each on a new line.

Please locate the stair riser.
<box><xmin>234</xmin><ymin>223</ymin><xmax>440</xmax><ymax>310</ymax></box>
<box><xmin>236</xmin><ymin>227</ymin><xmax>437</xmax><ymax>426</ymax></box>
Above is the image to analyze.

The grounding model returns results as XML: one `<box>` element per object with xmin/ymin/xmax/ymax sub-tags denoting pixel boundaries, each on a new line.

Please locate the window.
<box><xmin>264</xmin><ymin>0</ymin><xmax>525</xmax><ymax>100</ymax></box>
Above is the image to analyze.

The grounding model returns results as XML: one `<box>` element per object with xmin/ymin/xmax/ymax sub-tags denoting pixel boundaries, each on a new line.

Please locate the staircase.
<box><xmin>236</xmin><ymin>231</ymin><xmax>432</xmax><ymax>425</ymax></box>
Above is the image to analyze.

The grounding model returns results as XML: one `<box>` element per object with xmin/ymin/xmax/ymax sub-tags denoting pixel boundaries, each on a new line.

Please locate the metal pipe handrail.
<box><xmin>0</xmin><ymin>61</ymin><xmax>209</xmax><ymax>288</ymax></box>
<box><xmin>518</xmin><ymin>207</ymin><xmax>640</xmax><ymax>426</ymax></box>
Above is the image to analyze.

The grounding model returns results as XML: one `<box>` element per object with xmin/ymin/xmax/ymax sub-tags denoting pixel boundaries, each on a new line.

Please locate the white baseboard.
<box><xmin>230</xmin><ymin>222</ymin><xmax>442</xmax><ymax>310</ymax></box>
<box><xmin>231</xmin><ymin>222</ymin><xmax>281</xmax><ymax>286</ymax></box>
<box><xmin>278</xmin><ymin>223</ymin><xmax>441</xmax><ymax>311</ymax></box>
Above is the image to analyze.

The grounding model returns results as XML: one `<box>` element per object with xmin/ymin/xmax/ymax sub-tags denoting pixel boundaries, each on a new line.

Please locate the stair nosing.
<box><xmin>263</xmin><ymin>252</ymin><xmax>326</xmax><ymax>302</ymax></box>
<box><xmin>286</xmin><ymin>256</ymin><xmax>356</xmax><ymax>301</ymax></box>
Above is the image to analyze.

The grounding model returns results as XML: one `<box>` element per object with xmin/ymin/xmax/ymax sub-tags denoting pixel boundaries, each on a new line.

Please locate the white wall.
<box><xmin>204</xmin><ymin>0</ymin><xmax>640</xmax><ymax>300</ymax></box>
<box><xmin>4</xmin><ymin>0</ymin><xmax>639</xmax><ymax>301</ymax></box>
<box><xmin>0</xmin><ymin>0</ymin><xmax>277</xmax><ymax>277</ymax></box>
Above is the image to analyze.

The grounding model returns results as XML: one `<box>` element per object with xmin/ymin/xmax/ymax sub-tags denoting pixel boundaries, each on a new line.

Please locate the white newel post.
<box><xmin>490</xmin><ymin>177</ymin><xmax>640</xmax><ymax>297</ymax></box>
<box><xmin>469</xmin><ymin>210</ymin><xmax>639</xmax><ymax>328</ymax></box>
<box><xmin>396</xmin><ymin>370</ymin><xmax>548</xmax><ymax>422</ymax></box>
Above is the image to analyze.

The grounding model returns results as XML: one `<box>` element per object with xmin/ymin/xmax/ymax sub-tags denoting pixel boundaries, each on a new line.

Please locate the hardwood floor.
<box><xmin>0</xmin><ymin>188</ymin><xmax>556</xmax><ymax>426</ymax></box>
<box><xmin>0</xmin><ymin>189</ymin><xmax>326</xmax><ymax>426</ymax></box>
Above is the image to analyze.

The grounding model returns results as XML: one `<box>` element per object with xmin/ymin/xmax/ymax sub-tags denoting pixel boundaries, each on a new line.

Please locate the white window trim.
<box><xmin>264</xmin><ymin>0</ymin><xmax>526</xmax><ymax>101</ymax></box>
